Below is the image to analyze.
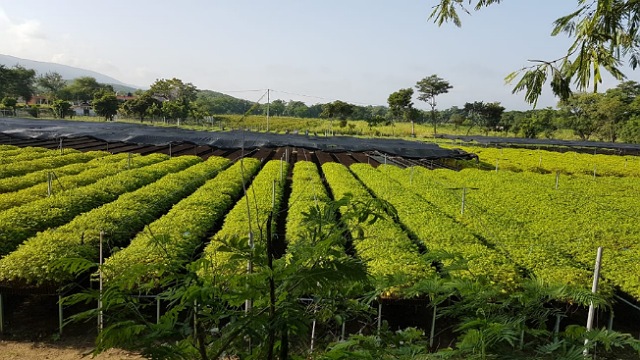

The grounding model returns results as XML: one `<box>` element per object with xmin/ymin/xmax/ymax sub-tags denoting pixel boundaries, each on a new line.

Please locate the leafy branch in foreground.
<box><xmin>67</xmin><ymin>197</ymin><xmax>379</xmax><ymax>360</ymax></box>
<box><xmin>430</xmin><ymin>0</ymin><xmax>638</xmax><ymax>105</ymax></box>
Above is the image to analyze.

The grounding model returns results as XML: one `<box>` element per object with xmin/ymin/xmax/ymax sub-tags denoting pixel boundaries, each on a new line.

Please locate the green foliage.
<box><xmin>285</xmin><ymin>161</ymin><xmax>332</xmax><ymax>246</ymax></box>
<box><xmin>0</xmin><ymin>151</ymin><xmax>119</xmax><ymax>211</ymax></box>
<box><xmin>51</xmin><ymin>99</ymin><xmax>72</xmax><ymax>119</ymax></box>
<box><xmin>0</xmin><ymin>151</ymin><xmax>129</xmax><ymax>193</ymax></box>
<box><xmin>463</xmin><ymin>101</ymin><xmax>505</xmax><ymax>135</ymax></box>
<box><xmin>0</xmin><ymin>146</ymin><xmax>66</xmax><ymax>166</ymax></box>
<box><xmin>0</xmin><ymin>153</ymin><xmax>171</xmax><ymax>257</ymax></box>
<box><xmin>0</xmin><ymin>65</ymin><xmax>36</xmax><ymax>101</ymax></box>
<box><xmin>350</xmin><ymin>163</ymin><xmax>519</xmax><ymax>289</ymax></box>
<box><xmin>92</xmin><ymin>92</ymin><xmax>119</xmax><ymax>121</ymax></box>
<box><xmin>61</xmin><ymin>76</ymin><xmax>112</xmax><ymax>102</ymax></box>
<box><xmin>416</xmin><ymin>74</ymin><xmax>453</xmax><ymax>135</ymax></box>
<box><xmin>200</xmin><ymin>159</ymin><xmax>290</xmax><ymax>277</ymax></box>
<box><xmin>67</xmin><ymin>195</ymin><xmax>373</xmax><ymax>360</ymax></box>
<box><xmin>321</xmin><ymin>100</ymin><xmax>355</xmax><ymax>120</ymax></box>
<box><xmin>103</xmin><ymin>157</ymin><xmax>259</xmax><ymax>290</ymax></box>
<box><xmin>430</xmin><ymin>1</ymin><xmax>640</xmax><ymax>106</ymax></box>
<box><xmin>322</xmin><ymin>162</ymin><xmax>433</xmax><ymax>291</ymax></box>
<box><xmin>508</xmin><ymin>108</ymin><xmax>557</xmax><ymax>139</ymax></box>
<box><xmin>121</xmin><ymin>93</ymin><xmax>159</xmax><ymax>122</ymax></box>
<box><xmin>0</xmin><ymin>149</ymin><xmax>101</xmax><ymax>179</ymax></box>
<box><xmin>620</xmin><ymin>115</ymin><xmax>640</xmax><ymax>143</ymax></box>
<box><xmin>36</xmin><ymin>71</ymin><xmax>66</xmax><ymax>98</ymax></box>
<box><xmin>0</xmin><ymin>156</ymin><xmax>224</xmax><ymax>287</ymax></box>
<box><xmin>387</xmin><ymin>88</ymin><xmax>414</xmax><ymax>122</ymax></box>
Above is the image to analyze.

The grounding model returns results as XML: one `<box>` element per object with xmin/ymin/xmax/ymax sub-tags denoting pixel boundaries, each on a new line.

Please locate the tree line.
<box><xmin>2</xmin><ymin>64</ymin><xmax>640</xmax><ymax>143</ymax></box>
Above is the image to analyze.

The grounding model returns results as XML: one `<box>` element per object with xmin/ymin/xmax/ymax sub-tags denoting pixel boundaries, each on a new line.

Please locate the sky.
<box><xmin>0</xmin><ymin>0</ymin><xmax>638</xmax><ymax>111</ymax></box>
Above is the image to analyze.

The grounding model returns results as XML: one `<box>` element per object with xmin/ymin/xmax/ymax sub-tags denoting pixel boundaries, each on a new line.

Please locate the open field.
<box><xmin>0</xmin><ymin>141</ymin><xmax>639</xmax><ymax>356</ymax></box>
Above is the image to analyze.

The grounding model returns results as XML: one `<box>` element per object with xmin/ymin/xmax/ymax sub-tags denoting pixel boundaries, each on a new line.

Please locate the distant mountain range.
<box><xmin>0</xmin><ymin>54</ymin><xmax>139</xmax><ymax>93</ymax></box>
<box><xmin>0</xmin><ymin>54</ymin><xmax>251</xmax><ymax>102</ymax></box>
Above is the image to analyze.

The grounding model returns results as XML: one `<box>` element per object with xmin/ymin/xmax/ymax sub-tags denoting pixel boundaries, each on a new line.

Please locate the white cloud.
<box><xmin>0</xmin><ymin>7</ymin><xmax>47</xmax><ymax>54</ymax></box>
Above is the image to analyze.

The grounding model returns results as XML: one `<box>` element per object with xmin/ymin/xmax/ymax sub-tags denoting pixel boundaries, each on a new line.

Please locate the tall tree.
<box><xmin>415</xmin><ymin>74</ymin><xmax>452</xmax><ymax>136</ymax></box>
<box><xmin>284</xmin><ymin>100</ymin><xmax>309</xmax><ymax>118</ymax></box>
<box><xmin>387</xmin><ymin>88</ymin><xmax>415</xmax><ymax>129</ymax></box>
<box><xmin>93</xmin><ymin>91</ymin><xmax>120</xmax><ymax>121</ymax></box>
<box><xmin>430</xmin><ymin>1</ymin><xmax>640</xmax><ymax>106</ymax></box>
<box><xmin>62</xmin><ymin>76</ymin><xmax>112</xmax><ymax>102</ymax></box>
<box><xmin>148</xmin><ymin>78</ymin><xmax>198</xmax><ymax>103</ymax></box>
<box><xmin>51</xmin><ymin>99</ymin><xmax>71</xmax><ymax>119</ymax></box>
<box><xmin>122</xmin><ymin>94</ymin><xmax>159</xmax><ymax>122</ymax></box>
<box><xmin>36</xmin><ymin>71</ymin><xmax>66</xmax><ymax>99</ymax></box>
<box><xmin>269</xmin><ymin>99</ymin><xmax>286</xmax><ymax>116</ymax></box>
<box><xmin>149</xmin><ymin>78</ymin><xmax>197</xmax><ymax>121</ymax></box>
<box><xmin>557</xmin><ymin>92</ymin><xmax>602</xmax><ymax>140</ymax></box>
<box><xmin>463</xmin><ymin>101</ymin><xmax>505</xmax><ymax>135</ymax></box>
<box><xmin>0</xmin><ymin>65</ymin><xmax>36</xmax><ymax>101</ymax></box>
<box><xmin>320</xmin><ymin>100</ymin><xmax>354</xmax><ymax>129</ymax></box>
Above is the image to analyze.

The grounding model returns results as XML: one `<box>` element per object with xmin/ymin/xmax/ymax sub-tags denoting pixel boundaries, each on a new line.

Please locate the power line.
<box><xmin>269</xmin><ymin>89</ymin><xmax>386</xmax><ymax>107</ymax></box>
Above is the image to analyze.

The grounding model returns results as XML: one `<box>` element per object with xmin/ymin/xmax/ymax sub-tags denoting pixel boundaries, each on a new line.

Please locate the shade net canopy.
<box><xmin>0</xmin><ymin>118</ymin><xmax>471</xmax><ymax>159</ymax></box>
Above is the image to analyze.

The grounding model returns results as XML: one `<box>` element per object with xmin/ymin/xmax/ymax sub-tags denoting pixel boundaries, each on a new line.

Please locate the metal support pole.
<box><xmin>377</xmin><ymin>302</ymin><xmax>382</xmax><ymax>334</ymax></box>
<box><xmin>47</xmin><ymin>172</ymin><xmax>53</xmax><ymax>197</ymax></box>
<box><xmin>555</xmin><ymin>171</ymin><xmax>560</xmax><ymax>190</ymax></box>
<box><xmin>245</xmin><ymin>232</ymin><xmax>254</xmax><ymax>315</ymax></box>
<box><xmin>272</xmin><ymin>180</ymin><xmax>277</xmax><ymax>208</ymax></box>
<box><xmin>58</xmin><ymin>295</ymin><xmax>63</xmax><ymax>336</ymax></box>
<box><xmin>593</xmin><ymin>165</ymin><xmax>597</xmax><ymax>179</ymax></box>
<box><xmin>461</xmin><ymin>188</ymin><xmax>467</xmax><ymax>215</ymax></box>
<box><xmin>98</xmin><ymin>231</ymin><xmax>104</xmax><ymax>332</ymax></box>
<box><xmin>0</xmin><ymin>293</ymin><xmax>4</xmax><ymax>334</ymax></box>
<box><xmin>193</xmin><ymin>300</ymin><xmax>198</xmax><ymax>339</ymax></box>
<box><xmin>266</xmin><ymin>89</ymin><xmax>270</xmax><ymax>132</ymax></box>
<box><xmin>584</xmin><ymin>246</ymin><xmax>603</xmax><ymax>356</ymax></box>
<box><xmin>538</xmin><ymin>154</ymin><xmax>542</xmax><ymax>168</ymax></box>
<box><xmin>310</xmin><ymin>316</ymin><xmax>317</xmax><ymax>353</ymax></box>
<box><xmin>59</xmin><ymin>138</ymin><xmax>63</xmax><ymax>155</ymax></box>
<box><xmin>169</xmin><ymin>143</ymin><xmax>172</xmax><ymax>158</ymax></box>
<box><xmin>554</xmin><ymin>314</ymin><xmax>562</xmax><ymax>342</ymax></box>
<box><xmin>409</xmin><ymin>167</ymin><xmax>414</xmax><ymax>185</ymax></box>
<box><xmin>128</xmin><ymin>153</ymin><xmax>132</xmax><ymax>170</ymax></box>
<box><xmin>608</xmin><ymin>311</ymin><xmax>614</xmax><ymax>331</ymax></box>
<box><xmin>341</xmin><ymin>321</ymin><xmax>346</xmax><ymax>341</ymax></box>
<box><xmin>429</xmin><ymin>305</ymin><xmax>437</xmax><ymax>347</ymax></box>
<box><xmin>495</xmin><ymin>159</ymin><xmax>499</xmax><ymax>172</ymax></box>
<box><xmin>280</xmin><ymin>158</ymin><xmax>284</xmax><ymax>182</ymax></box>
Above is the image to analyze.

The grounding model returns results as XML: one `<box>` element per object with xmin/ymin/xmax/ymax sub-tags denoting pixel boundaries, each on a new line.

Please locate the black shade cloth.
<box><xmin>0</xmin><ymin>118</ymin><xmax>470</xmax><ymax>159</ymax></box>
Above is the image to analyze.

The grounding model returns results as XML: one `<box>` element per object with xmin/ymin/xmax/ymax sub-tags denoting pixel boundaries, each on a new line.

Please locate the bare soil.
<box><xmin>0</xmin><ymin>338</ymin><xmax>141</xmax><ymax>359</ymax></box>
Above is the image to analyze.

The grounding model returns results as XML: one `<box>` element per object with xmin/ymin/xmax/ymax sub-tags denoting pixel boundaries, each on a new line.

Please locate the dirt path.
<box><xmin>0</xmin><ymin>339</ymin><xmax>142</xmax><ymax>359</ymax></box>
